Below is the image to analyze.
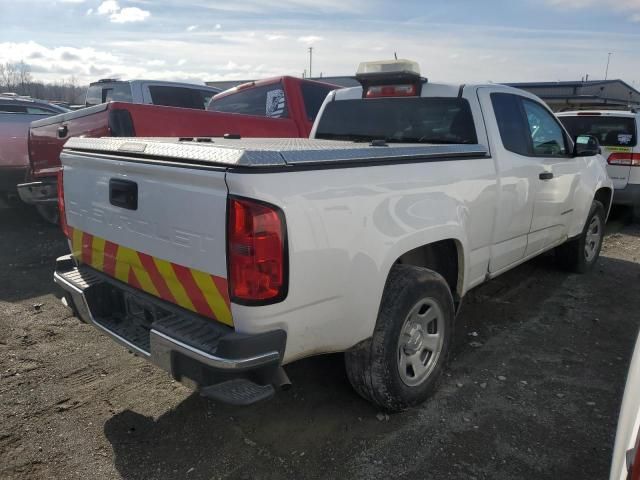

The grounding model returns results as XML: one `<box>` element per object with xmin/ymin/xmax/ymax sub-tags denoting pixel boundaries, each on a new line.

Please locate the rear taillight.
<box><xmin>608</xmin><ymin>152</ymin><xmax>640</xmax><ymax>166</ymax></box>
<box><xmin>365</xmin><ymin>84</ymin><xmax>417</xmax><ymax>98</ymax></box>
<box><xmin>57</xmin><ymin>168</ymin><xmax>70</xmax><ymax>237</ymax></box>
<box><xmin>108</xmin><ymin>109</ymin><xmax>135</xmax><ymax>137</ymax></box>
<box><xmin>227</xmin><ymin>196</ymin><xmax>287</xmax><ymax>304</ymax></box>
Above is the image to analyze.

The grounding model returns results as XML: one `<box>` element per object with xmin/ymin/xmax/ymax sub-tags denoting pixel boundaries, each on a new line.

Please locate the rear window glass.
<box><xmin>315</xmin><ymin>97</ymin><xmax>477</xmax><ymax>144</ymax></box>
<box><xmin>559</xmin><ymin>115</ymin><xmax>637</xmax><ymax>147</ymax></box>
<box><xmin>148</xmin><ymin>86</ymin><xmax>209</xmax><ymax>110</ymax></box>
<box><xmin>208</xmin><ymin>83</ymin><xmax>288</xmax><ymax>118</ymax></box>
<box><xmin>300</xmin><ymin>83</ymin><xmax>335</xmax><ymax>121</ymax></box>
<box><xmin>86</xmin><ymin>83</ymin><xmax>132</xmax><ymax>106</ymax></box>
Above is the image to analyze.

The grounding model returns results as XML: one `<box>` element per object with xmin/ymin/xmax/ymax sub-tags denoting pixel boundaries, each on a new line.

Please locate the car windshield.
<box><xmin>315</xmin><ymin>97</ymin><xmax>478</xmax><ymax>144</ymax></box>
<box><xmin>559</xmin><ymin>115</ymin><xmax>637</xmax><ymax>147</ymax></box>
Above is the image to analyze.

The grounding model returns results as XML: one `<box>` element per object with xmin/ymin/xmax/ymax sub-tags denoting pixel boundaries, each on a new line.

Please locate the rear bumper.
<box><xmin>0</xmin><ymin>166</ymin><xmax>28</xmax><ymax>194</ymax></box>
<box><xmin>17</xmin><ymin>177</ymin><xmax>58</xmax><ymax>205</ymax></box>
<box><xmin>53</xmin><ymin>255</ymin><xmax>287</xmax><ymax>397</ymax></box>
<box><xmin>613</xmin><ymin>183</ymin><xmax>640</xmax><ymax>207</ymax></box>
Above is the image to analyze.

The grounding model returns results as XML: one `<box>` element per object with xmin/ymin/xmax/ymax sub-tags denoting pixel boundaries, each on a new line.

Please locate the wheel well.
<box><xmin>594</xmin><ymin>187</ymin><xmax>613</xmax><ymax>217</ymax></box>
<box><xmin>395</xmin><ymin>239</ymin><xmax>461</xmax><ymax>302</ymax></box>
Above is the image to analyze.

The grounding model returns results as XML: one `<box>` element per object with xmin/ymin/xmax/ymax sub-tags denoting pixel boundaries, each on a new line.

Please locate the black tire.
<box><xmin>345</xmin><ymin>264</ymin><xmax>454</xmax><ymax>412</ymax></box>
<box><xmin>35</xmin><ymin>204</ymin><xmax>59</xmax><ymax>225</ymax></box>
<box><xmin>632</xmin><ymin>204</ymin><xmax>640</xmax><ymax>225</ymax></box>
<box><xmin>555</xmin><ymin>200</ymin><xmax>605</xmax><ymax>273</ymax></box>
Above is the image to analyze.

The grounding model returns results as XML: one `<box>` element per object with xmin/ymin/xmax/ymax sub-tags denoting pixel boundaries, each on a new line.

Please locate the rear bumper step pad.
<box><xmin>53</xmin><ymin>255</ymin><xmax>286</xmax><ymax>405</ymax></box>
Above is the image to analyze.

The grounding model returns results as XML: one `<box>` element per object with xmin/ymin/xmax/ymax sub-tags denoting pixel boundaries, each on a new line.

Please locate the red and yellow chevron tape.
<box><xmin>68</xmin><ymin>227</ymin><xmax>233</xmax><ymax>327</ymax></box>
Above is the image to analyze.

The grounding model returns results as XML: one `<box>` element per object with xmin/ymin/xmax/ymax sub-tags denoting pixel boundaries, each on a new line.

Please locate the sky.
<box><xmin>1</xmin><ymin>0</ymin><xmax>640</xmax><ymax>87</ymax></box>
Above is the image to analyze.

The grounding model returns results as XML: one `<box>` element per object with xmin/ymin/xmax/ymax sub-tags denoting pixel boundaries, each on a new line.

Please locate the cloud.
<box><xmin>186</xmin><ymin>25</ymin><xmax>198</xmax><ymax>31</ymax></box>
<box><xmin>298</xmin><ymin>35</ymin><xmax>323</xmax><ymax>44</ymax></box>
<box><xmin>96</xmin><ymin>1</ymin><xmax>150</xmax><ymax>23</ymax></box>
<box><xmin>266</xmin><ymin>34</ymin><xmax>287</xmax><ymax>41</ymax></box>
<box><xmin>86</xmin><ymin>7</ymin><xmax>93</xmax><ymax>15</ymax></box>
<box><xmin>60</xmin><ymin>0</ymin><xmax>85</xmax><ymax>3</ymax></box>
<box><xmin>214</xmin><ymin>23</ymin><xmax>221</xmax><ymax>29</ymax></box>
<box><xmin>546</xmin><ymin>0</ymin><xmax>640</xmax><ymax>20</ymax></box>
<box><xmin>97</xmin><ymin>0</ymin><xmax>119</xmax><ymax>15</ymax></box>
<box><xmin>109</xmin><ymin>7</ymin><xmax>150</xmax><ymax>23</ymax></box>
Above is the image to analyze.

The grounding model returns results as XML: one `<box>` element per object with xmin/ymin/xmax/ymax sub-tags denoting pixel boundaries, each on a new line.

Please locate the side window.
<box><xmin>200</xmin><ymin>90</ymin><xmax>216</xmax><ymax>109</ymax></box>
<box><xmin>26</xmin><ymin>107</ymin><xmax>56</xmax><ymax>115</ymax></box>
<box><xmin>0</xmin><ymin>104</ymin><xmax>28</xmax><ymax>113</ymax></box>
<box><xmin>208</xmin><ymin>83</ymin><xmax>288</xmax><ymax>118</ymax></box>
<box><xmin>490</xmin><ymin>92</ymin><xmax>530</xmax><ymax>156</ymax></box>
<box><xmin>522</xmin><ymin>99</ymin><xmax>567</xmax><ymax>156</ymax></box>
<box><xmin>148</xmin><ymin>86</ymin><xmax>207</xmax><ymax>110</ymax></box>
<box><xmin>300</xmin><ymin>83</ymin><xmax>335</xmax><ymax>121</ymax></box>
<box><xmin>85</xmin><ymin>86</ymin><xmax>102</xmax><ymax>106</ymax></box>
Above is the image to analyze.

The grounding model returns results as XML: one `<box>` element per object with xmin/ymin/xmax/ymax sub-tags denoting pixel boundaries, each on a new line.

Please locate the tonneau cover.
<box><xmin>63</xmin><ymin>137</ymin><xmax>488</xmax><ymax>168</ymax></box>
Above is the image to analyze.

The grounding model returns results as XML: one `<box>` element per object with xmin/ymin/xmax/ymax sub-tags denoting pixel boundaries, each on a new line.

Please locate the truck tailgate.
<box><xmin>30</xmin><ymin>104</ymin><xmax>110</xmax><ymax>178</ymax></box>
<box><xmin>61</xmin><ymin>150</ymin><xmax>232</xmax><ymax>326</ymax></box>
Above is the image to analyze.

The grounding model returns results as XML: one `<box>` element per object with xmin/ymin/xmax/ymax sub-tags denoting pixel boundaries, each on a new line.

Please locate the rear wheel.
<box><xmin>345</xmin><ymin>265</ymin><xmax>454</xmax><ymax>412</ymax></box>
<box><xmin>556</xmin><ymin>200</ymin><xmax>605</xmax><ymax>273</ymax></box>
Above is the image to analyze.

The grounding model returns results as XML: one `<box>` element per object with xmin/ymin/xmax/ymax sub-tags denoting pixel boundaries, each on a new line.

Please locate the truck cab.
<box><xmin>85</xmin><ymin>79</ymin><xmax>220</xmax><ymax>110</ymax></box>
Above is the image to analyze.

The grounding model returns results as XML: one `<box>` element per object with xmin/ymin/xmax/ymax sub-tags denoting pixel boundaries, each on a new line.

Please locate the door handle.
<box><xmin>57</xmin><ymin>125</ymin><xmax>68</xmax><ymax>138</ymax></box>
<box><xmin>109</xmin><ymin>179</ymin><xmax>138</xmax><ymax>210</ymax></box>
<box><xmin>539</xmin><ymin>172</ymin><xmax>554</xmax><ymax>180</ymax></box>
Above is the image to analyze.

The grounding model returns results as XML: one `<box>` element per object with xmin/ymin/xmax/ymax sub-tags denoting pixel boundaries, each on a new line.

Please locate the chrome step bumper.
<box><xmin>53</xmin><ymin>255</ymin><xmax>286</xmax><ymax>400</ymax></box>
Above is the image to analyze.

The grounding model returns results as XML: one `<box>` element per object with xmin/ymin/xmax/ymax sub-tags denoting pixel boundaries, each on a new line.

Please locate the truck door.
<box><xmin>477</xmin><ymin>89</ymin><xmax>539</xmax><ymax>273</ymax></box>
<box><xmin>520</xmin><ymin>98</ymin><xmax>579</xmax><ymax>253</ymax></box>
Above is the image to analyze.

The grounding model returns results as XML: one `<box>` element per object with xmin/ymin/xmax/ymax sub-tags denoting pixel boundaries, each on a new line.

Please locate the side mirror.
<box><xmin>573</xmin><ymin>134</ymin><xmax>601</xmax><ymax>157</ymax></box>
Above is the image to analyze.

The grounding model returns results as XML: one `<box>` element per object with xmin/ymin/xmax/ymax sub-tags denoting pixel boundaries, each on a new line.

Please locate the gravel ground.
<box><xmin>1</xmin><ymin>204</ymin><xmax>639</xmax><ymax>480</ymax></box>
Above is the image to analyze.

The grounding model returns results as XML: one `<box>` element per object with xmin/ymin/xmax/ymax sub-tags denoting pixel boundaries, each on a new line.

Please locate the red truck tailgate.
<box><xmin>29</xmin><ymin>104</ymin><xmax>110</xmax><ymax>178</ymax></box>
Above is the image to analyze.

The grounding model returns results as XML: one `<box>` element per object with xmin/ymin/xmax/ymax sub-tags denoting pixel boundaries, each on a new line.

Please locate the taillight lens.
<box><xmin>227</xmin><ymin>196</ymin><xmax>287</xmax><ymax>304</ymax></box>
<box><xmin>365</xmin><ymin>84</ymin><xmax>417</xmax><ymax>98</ymax></box>
<box><xmin>608</xmin><ymin>152</ymin><xmax>639</xmax><ymax>166</ymax></box>
<box><xmin>57</xmin><ymin>168</ymin><xmax>70</xmax><ymax>237</ymax></box>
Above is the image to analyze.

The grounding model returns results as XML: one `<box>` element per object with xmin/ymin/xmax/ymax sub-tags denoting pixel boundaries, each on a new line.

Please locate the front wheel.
<box><xmin>555</xmin><ymin>200</ymin><xmax>605</xmax><ymax>273</ymax></box>
<box><xmin>344</xmin><ymin>265</ymin><xmax>454</xmax><ymax>412</ymax></box>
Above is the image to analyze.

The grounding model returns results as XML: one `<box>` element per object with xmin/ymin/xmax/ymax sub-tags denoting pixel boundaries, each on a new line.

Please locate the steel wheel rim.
<box><xmin>397</xmin><ymin>297</ymin><xmax>444</xmax><ymax>387</ymax></box>
<box><xmin>584</xmin><ymin>215</ymin><xmax>602</xmax><ymax>262</ymax></box>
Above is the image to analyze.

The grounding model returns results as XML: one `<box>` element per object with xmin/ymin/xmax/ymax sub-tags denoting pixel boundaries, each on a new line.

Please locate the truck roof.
<box><xmin>556</xmin><ymin>110</ymin><xmax>638</xmax><ymax>118</ymax></box>
<box><xmin>89</xmin><ymin>79</ymin><xmax>220</xmax><ymax>92</ymax></box>
<box><xmin>63</xmin><ymin>136</ymin><xmax>488</xmax><ymax>168</ymax></box>
<box><xmin>332</xmin><ymin>82</ymin><xmax>533</xmax><ymax>101</ymax></box>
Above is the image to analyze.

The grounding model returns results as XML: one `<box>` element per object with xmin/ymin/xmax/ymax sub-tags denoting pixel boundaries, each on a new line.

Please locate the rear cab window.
<box><xmin>559</xmin><ymin>115</ymin><xmax>637</xmax><ymax>147</ymax></box>
<box><xmin>208</xmin><ymin>83</ymin><xmax>288</xmax><ymax>118</ymax></box>
<box><xmin>86</xmin><ymin>83</ymin><xmax>133</xmax><ymax>106</ymax></box>
<box><xmin>315</xmin><ymin>97</ymin><xmax>477</xmax><ymax>144</ymax></box>
<box><xmin>148</xmin><ymin>86</ymin><xmax>211</xmax><ymax>110</ymax></box>
<box><xmin>300</xmin><ymin>83</ymin><xmax>336</xmax><ymax>121</ymax></box>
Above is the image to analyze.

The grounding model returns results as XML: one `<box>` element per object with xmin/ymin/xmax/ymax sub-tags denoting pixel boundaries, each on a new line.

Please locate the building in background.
<box><xmin>206</xmin><ymin>77</ymin><xmax>640</xmax><ymax>112</ymax></box>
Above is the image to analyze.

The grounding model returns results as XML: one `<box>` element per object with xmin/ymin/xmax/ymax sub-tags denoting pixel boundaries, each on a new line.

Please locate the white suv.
<box><xmin>558</xmin><ymin>111</ymin><xmax>640</xmax><ymax>220</ymax></box>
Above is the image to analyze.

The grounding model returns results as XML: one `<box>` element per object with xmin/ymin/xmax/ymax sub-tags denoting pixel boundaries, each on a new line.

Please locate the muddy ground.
<box><xmin>1</xmin><ymin>204</ymin><xmax>639</xmax><ymax>480</ymax></box>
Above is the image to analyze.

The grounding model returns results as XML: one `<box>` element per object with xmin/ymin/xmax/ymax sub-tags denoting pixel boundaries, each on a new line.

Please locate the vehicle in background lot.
<box><xmin>610</xmin><ymin>333</ymin><xmax>640</xmax><ymax>480</ymax></box>
<box><xmin>558</xmin><ymin>111</ymin><xmax>640</xmax><ymax>221</ymax></box>
<box><xmin>53</xmin><ymin>60</ymin><xmax>612</xmax><ymax>411</ymax></box>
<box><xmin>84</xmin><ymin>79</ymin><xmax>220</xmax><ymax>109</ymax></box>
<box><xmin>0</xmin><ymin>96</ymin><xmax>68</xmax><ymax>206</ymax></box>
<box><xmin>17</xmin><ymin>76</ymin><xmax>337</xmax><ymax>223</ymax></box>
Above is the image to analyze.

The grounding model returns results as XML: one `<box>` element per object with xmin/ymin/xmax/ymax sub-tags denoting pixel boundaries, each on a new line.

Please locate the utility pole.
<box><xmin>605</xmin><ymin>52</ymin><xmax>612</xmax><ymax>80</ymax></box>
<box><xmin>308</xmin><ymin>47</ymin><xmax>313</xmax><ymax>78</ymax></box>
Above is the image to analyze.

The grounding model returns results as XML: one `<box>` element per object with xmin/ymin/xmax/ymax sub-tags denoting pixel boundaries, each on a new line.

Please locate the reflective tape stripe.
<box><xmin>190</xmin><ymin>269</ymin><xmax>233</xmax><ymax>327</ymax></box>
<box><xmin>152</xmin><ymin>256</ymin><xmax>197</xmax><ymax>313</ymax></box>
<box><xmin>68</xmin><ymin>228</ymin><xmax>232</xmax><ymax>326</ymax></box>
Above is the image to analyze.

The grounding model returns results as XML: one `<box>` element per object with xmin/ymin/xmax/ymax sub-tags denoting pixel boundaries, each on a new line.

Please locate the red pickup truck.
<box><xmin>18</xmin><ymin>76</ymin><xmax>337</xmax><ymax>222</ymax></box>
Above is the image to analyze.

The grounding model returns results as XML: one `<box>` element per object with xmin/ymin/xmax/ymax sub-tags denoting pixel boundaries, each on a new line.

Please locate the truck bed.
<box><xmin>63</xmin><ymin>137</ymin><xmax>489</xmax><ymax>169</ymax></box>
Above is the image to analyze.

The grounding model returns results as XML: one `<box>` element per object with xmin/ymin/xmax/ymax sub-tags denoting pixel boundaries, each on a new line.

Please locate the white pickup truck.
<box><xmin>53</xmin><ymin>60</ymin><xmax>613</xmax><ymax>411</ymax></box>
